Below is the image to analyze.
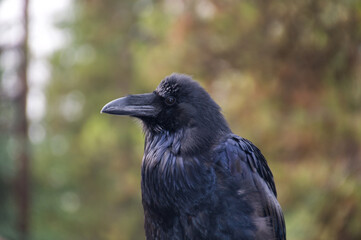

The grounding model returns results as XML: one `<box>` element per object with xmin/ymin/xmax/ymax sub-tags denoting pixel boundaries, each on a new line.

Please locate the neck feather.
<box><xmin>141</xmin><ymin>129</ymin><xmax>216</xmax><ymax>210</ymax></box>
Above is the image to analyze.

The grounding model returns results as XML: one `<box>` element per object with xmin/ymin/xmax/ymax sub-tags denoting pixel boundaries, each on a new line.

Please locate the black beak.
<box><xmin>101</xmin><ymin>93</ymin><xmax>160</xmax><ymax>118</ymax></box>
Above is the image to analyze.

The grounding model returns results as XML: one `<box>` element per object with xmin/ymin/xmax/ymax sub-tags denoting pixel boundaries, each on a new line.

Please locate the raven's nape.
<box><xmin>101</xmin><ymin>93</ymin><xmax>160</xmax><ymax>117</ymax></box>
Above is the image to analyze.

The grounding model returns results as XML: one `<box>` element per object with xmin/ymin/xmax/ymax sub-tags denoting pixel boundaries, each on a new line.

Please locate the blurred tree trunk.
<box><xmin>15</xmin><ymin>0</ymin><xmax>30</xmax><ymax>239</ymax></box>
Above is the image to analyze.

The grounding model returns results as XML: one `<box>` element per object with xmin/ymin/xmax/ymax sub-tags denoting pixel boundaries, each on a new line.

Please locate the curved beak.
<box><xmin>101</xmin><ymin>93</ymin><xmax>160</xmax><ymax>118</ymax></box>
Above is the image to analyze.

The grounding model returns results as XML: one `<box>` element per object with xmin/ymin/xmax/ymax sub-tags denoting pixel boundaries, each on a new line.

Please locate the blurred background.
<box><xmin>1</xmin><ymin>0</ymin><xmax>361</xmax><ymax>239</ymax></box>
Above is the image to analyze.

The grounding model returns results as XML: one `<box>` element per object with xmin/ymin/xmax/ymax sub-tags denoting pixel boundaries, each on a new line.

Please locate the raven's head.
<box><xmin>101</xmin><ymin>73</ymin><xmax>230</xmax><ymax>153</ymax></box>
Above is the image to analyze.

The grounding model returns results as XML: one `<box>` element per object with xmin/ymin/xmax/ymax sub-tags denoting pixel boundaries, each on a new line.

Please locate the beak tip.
<box><xmin>100</xmin><ymin>105</ymin><xmax>109</xmax><ymax>114</ymax></box>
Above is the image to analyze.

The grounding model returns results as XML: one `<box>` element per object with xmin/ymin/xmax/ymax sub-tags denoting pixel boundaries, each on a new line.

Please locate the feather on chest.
<box><xmin>141</xmin><ymin>131</ymin><xmax>215</xmax><ymax>210</ymax></box>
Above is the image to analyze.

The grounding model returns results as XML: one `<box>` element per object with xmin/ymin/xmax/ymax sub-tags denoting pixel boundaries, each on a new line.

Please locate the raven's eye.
<box><xmin>165</xmin><ymin>96</ymin><xmax>176</xmax><ymax>106</ymax></box>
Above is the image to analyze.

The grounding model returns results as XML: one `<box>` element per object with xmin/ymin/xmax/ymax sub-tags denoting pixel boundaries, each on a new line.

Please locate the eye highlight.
<box><xmin>165</xmin><ymin>96</ymin><xmax>176</xmax><ymax>106</ymax></box>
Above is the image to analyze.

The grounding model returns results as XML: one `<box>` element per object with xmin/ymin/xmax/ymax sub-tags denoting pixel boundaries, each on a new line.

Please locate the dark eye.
<box><xmin>165</xmin><ymin>96</ymin><xmax>176</xmax><ymax>106</ymax></box>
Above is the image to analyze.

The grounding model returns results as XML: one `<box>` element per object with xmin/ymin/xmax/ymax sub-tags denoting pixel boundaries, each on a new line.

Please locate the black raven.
<box><xmin>101</xmin><ymin>73</ymin><xmax>286</xmax><ymax>240</ymax></box>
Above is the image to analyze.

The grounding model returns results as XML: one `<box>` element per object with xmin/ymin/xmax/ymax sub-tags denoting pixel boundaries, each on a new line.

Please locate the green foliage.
<box><xmin>1</xmin><ymin>0</ymin><xmax>361</xmax><ymax>239</ymax></box>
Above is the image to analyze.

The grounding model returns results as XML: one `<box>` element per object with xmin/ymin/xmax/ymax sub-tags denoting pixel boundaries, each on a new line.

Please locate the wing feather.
<box><xmin>216</xmin><ymin>134</ymin><xmax>286</xmax><ymax>240</ymax></box>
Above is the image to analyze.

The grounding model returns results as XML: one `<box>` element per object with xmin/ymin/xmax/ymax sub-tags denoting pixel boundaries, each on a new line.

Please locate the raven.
<box><xmin>101</xmin><ymin>73</ymin><xmax>286</xmax><ymax>240</ymax></box>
